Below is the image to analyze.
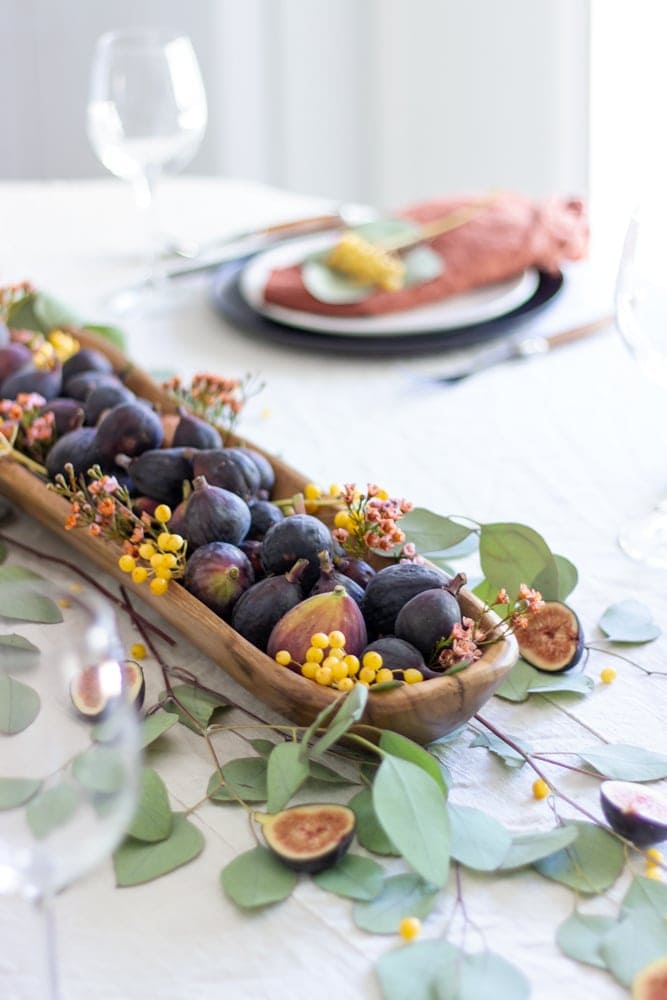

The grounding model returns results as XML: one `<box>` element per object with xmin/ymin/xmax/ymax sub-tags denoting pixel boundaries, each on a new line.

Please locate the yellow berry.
<box><xmin>304</xmin><ymin>501</ymin><xmax>318</xmax><ymax>514</ymax></box>
<box><xmin>328</xmin><ymin>483</ymin><xmax>342</xmax><ymax>498</ymax></box>
<box><xmin>154</xmin><ymin>567</ymin><xmax>173</xmax><ymax>581</ymax></box>
<box><xmin>398</xmin><ymin>916</ymin><xmax>421</xmax><ymax>941</ymax></box>
<box><xmin>362</xmin><ymin>651</ymin><xmax>383</xmax><ymax>672</ymax></box>
<box><xmin>118</xmin><ymin>554</ymin><xmax>136</xmax><ymax>573</ymax></box>
<box><xmin>646</xmin><ymin>848</ymin><xmax>664</xmax><ymax>864</ymax></box>
<box><xmin>532</xmin><ymin>778</ymin><xmax>550</xmax><ymax>800</ymax></box>
<box><xmin>150</xmin><ymin>553</ymin><xmax>164</xmax><ymax>569</ymax></box>
<box><xmin>275</xmin><ymin>650</ymin><xmax>292</xmax><ymax>666</ymax></box>
<box><xmin>57</xmin><ymin>598</ymin><xmax>71</xmax><ymax>609</ymax></box>
<box><xmin>343</xmin><ymin>655</ymin><xmax>360</xmax><ymax>675</ymax></box>
<box><xmin>331</xmin><ymin>661</ymin><xmax>349</xmax><ymax>682</ymax></box>
<box><xmin>131</xmin><ymin>566</ymin><xmax>148</xmax><ymax>584</ymax></box>
<box><xmin>326</xmin><ymin>647</ymin><xmax>345</xmax><ymax>660</ymax></box>
<box><xmin>645</xmin><ymin>865</ymin><xmax>663</xmax><ymax>881</ymax></box>
<box><xmin>337</xmin><ymin>676</ymin><xmax>355</xmax><ymax>692</ymax></box>
<box><xmin>328</xmin><ymin>630</ymin><xmax>346</xmax><ymax>649</ymax></box>
<box><xmin>359</xmin><ymin>665</ymin><xmax>377</xmax><ymax>685</ymax></box>
<box><xmin>149</xmin><ymin>577</ymin><xmax>169</xmax><ymax>596</ymax></box>
<box><xmin>154</xmin><ymin>504</ymin><xmax>172</xmax><ymax>524</ymax></box>
<box><xmin>315</xmin><ymin>665</ymin><xmax>334</xmax><ymax>686</ymax></box>
<box><xmin>304</xmin><ymin>483</ymin><xmax>321</xmax><ymax>500</ymax></box>
<box><xmin>376</xmin><ymin>489</ymin><xmax>389</xmax><ymax>501</ymax></box>
<box><xmin>310</xmin><ymin>632</ymin><xmax>329</xmax><ymax>649</ymax></box>
<box><xmin>376</xmin><ymin>668</ymin><xmax>394</xmax><ymax>685</ymax></box>
<box><xmin>130</xmin><ymin>643</ymin><xmax>147</xmax><ymax>660</ymax></box>
<box><xmin>138</xmin><ymin>542</ymin><xmax>156</xmax><ymax>560</ymax></box>
<box><xmin>322</xmin><ymin>655</ymin><xmax>341</xmax><ymax>672</ymax></box>
<box><xmin>334</xmin><ymin>510</ymin><xmax>353</xmax><ymax>531</ymax></box>
<box><xmin>403</xmin><ymin>668</ymin><xmax>424</xmax><ymax>684</ymax></box>
<box><xmin>160</xmin><ymin>553</ymin><xmax>177</xmax><ymax>569</ymax></box>
<box><xmin>600</xmin><ymin>667</ymin><xmax>617</xmax><ymax>684</ymax></box>
<box><xmin>301</xmin><ymin>662</ymin><xmax>318</xmax><ymax>679</ymax></box>
<box><xmin>157</xmin><ymin>531</ymin><xmax>172</xmax><ymax>551</ymax></box>
<box><xmin>305</xmin><ymin>647</ymin><xmax>324</xmax><ymax>664</ymax></box>
<box><xmin>164</xmin><ymin>533</ymin><xmax>185</xmax><ymax>552</ymax></box>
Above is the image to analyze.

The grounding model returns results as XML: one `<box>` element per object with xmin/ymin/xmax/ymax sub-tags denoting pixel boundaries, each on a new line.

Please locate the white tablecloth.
<box><xmin>0</xmin><ymin>178</ymin><xmax>665</xmax><ymax>1000</ymax></box>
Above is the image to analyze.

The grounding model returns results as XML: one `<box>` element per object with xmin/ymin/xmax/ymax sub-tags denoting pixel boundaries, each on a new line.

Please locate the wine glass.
<box><xmin>615</xmin><ymin>202</ymin><xmax>667</xmax><ymax>566</ymax></box>
<box><xmin>0</xmin><ymin>581</ymin><xmax>140</xmax><ymax>999</ymax></box>
<box><xmin>87</xmin><ymin>27</ymin><xmax>208</xmax><ymax>311</ymax></box>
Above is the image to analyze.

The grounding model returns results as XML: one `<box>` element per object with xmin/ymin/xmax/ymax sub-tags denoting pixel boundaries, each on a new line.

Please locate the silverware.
<box><xmin>421</xmin><ymin>315</ymin><xmax>614</xmax><ymax>385</ymax></box>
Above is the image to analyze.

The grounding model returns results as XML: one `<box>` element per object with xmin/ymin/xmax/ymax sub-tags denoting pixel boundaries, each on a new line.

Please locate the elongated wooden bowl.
<box><xmin>0</xmin><ymin>331</ymin><xmax>518</xmax><ymax>744</ymax></box>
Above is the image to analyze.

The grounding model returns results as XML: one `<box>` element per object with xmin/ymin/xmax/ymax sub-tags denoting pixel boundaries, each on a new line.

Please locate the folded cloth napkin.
<box><xmin>263</xmin><ymin>192</ymin><xmax>588</xmax><ymax>317</ymax></box>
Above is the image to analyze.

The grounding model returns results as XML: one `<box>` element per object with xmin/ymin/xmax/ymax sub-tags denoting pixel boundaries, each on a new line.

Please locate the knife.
<box><xmin>424</xmin><ymin>314</ymin><xmax>614</xmax><ymax>385</ymax></box>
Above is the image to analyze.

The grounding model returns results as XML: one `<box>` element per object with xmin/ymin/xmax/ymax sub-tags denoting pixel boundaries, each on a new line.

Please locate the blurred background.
<box><xmin>0</xmin><ymin>0</ymin><xmax>664</xmax><ymax>254</ymax></box>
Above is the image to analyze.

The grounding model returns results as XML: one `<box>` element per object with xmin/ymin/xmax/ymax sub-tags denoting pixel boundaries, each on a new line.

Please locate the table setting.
<box><xmin>1</xmin><ymin>26</ymin><xmax>667</xmax><ymax>1000</ymax></box>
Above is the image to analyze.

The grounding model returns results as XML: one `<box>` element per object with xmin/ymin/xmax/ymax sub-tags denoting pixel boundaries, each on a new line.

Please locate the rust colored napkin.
<box><xmin>263</xmin><ymin>192</ymin><xmax>588</xmax><ymax>317</ymax></box>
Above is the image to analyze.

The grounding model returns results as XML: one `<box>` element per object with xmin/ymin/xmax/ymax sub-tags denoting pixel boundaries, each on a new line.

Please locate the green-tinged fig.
<box><xmin>64</xmin><ymin>370</ymin><xmax>122</xmax><ymax>402</ymax></box>
<box><xmin>95</xmin><ymin>401</ymin><xmax>163</xmax><ymax>467</ymax></box>
<box><xmin>360</xmin><ymin>562</ymin><xmax>451</xmax><ymax>639</ymax></box>
<box><xmin>172</xmin><ymin>410</ymin><xmax>222</xmax><ymax>449</ymax></box>
<box><xmin>231</xmin><ymin>558</ymin><xmax>309</xmax><ymax>651</ymax></box>
<box><xmin>182</xmin><ymin>476</ymin><xmax>251</xmax><ymax>550</ymax></box>
<box><xmin>267</xmin><ymin>585</ymin><xmax>367</xmax><ymax>663</ymax></box>
<box><xmin>632</xmin><ymin>956</ymin><xmax>667</xmax><ymax>1000</ymax></box>
<box><xmin>62</xmin><ymin>347</ymin><xmax>114</xmax><ymax>384</ymax></box>
<box><xmin>247</xmin><ymin>499</ymin><xmax>284</xmax><ymax>541</ymax></box>
<box><xmin>45</xmin><ymin>426</ymin><xmax>99</xmax><ymax>478</ymax></box>
<box><xmin>236</xmin><ymin>446</ymin><xmax>276</xmax><ymax>497</ymax></box>
<box><xmin>126</xmin><ymin>447</ymin><xmax>194</xmax><ymax>507</ymax></box>
<box><xmin>395</xmin><ymin>587</ymin><xmax>463</xmax><ymax>663</ymax></box>
<box><xmin>261</xmin><ymin>803</ymin><xmax>355</xmax><ymax>873</ymax></box>
<box><xmin>40</xmin><ymin>397</ymin><xmax>85</xmax><ymax>436</ymax></box>
<box><xmin>0</xmin><ymin>342</ymin><xmax>33</xmax><ymax>382</ymax></box>
<box><xmin>70</xmin><ymin>659</ymin><xmax>145</xmax><ymax>721</ymax></box>
<box><xmin>84</xmin><ymin>382</ymin><xmax>136</xmax><ymax>425</ymax></box>
<box><xmin>192</xmin><ymin>448</ymin><xmax>261</xmax><ymax>501</ymax></box>
<box><xmin>184</xmin><ymin>541</ymin><xmax>254</xmax><ymax>620</ymax></box>
<box><xmin>310</xmin><ymin>550</ymin><xmax>364</xmax><ymax>606</ymax></box>
<box><xmin>517</xmin><ymin>600</ymin><xmax>584</xmax><ymax>673</ymax></box>
<box><xmin>261</xmin><ymin>514</ymin><xmax>334</xmax><ymax>591</ymax></box>
<box><xmin>600</xmin><ymin>780</ymin><xmax>667</xmax><ymax>847</ymax></box>
<box><xmin>1</xmin><ymin>363</ymin><xmax>62</xmax><ymax>401</ymax></box>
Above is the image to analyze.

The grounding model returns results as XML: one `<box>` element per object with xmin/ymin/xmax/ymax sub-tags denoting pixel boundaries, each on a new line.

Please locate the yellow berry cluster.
<box><xmin>302</xmin><ymin>482</ymin><xmax>343</xmax><ymax>515</ymax></box>
<box><xmin>274</xmin><ymin>632</ymin><xmax>424</xmax><ymax>689</ymax></box>
<box><xmin>117</xmin><ymin>504</ymin><xmax>186</xmax><ymax>595</ymax></box>
<box><xmin>645</xmin><ymin>847</ymin><xmax>663</xmax><ymax>881</ymax></box>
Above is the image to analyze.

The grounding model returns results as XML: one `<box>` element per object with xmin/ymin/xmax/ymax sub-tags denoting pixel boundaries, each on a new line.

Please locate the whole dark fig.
<box><xmin>360</xmin><ymin>637</ymin><xmax>442</xmax><ymax>680</ymax></box>
<box><xmin>333</xmin><ymin>554</ymin><xmax>376</xmax><ymax>590</ymax></box>
<box><xmin>172</xmin><ymin>410</ymin><xmax>222</xmax><ymax>449</ymax></box>
<box><xmin>310</xmin><ymin>550</ymin><xmax>364</xmax><ymax>607</ymax></box>
<box><xmin>394</xmin><ymin>588</ymin><xmax>463</xmax><ymax>663</ymax></box>
<box><xmin>184</xmin><ymin>541</ymin><xmax>254</xmax><ymax>620</ymax></box>
<box><xmin>260</xmin><ymin>513</ymin><xmax>333</xmax><ymax>590</ymax></box>
<box><xmin>0</xmin><ymin>342</ymin><xmax>33</xmax><ymax>382</ymax></box>
<box><xmin>167</xmin><ymin>497</ymin><xmax>188</xmax><ymax>536</ymax></box>
<box><xmin>40</xmin><ymin>397</ymin><xmax>85</xmax><ymax>436</ymax></box>
<box><xmin>45</xmin><ymin>426</ymin><xmax>99</xmax><ymax>478</ymax></box>
<box><xmin>267</xmin><ymin>585</ymin><xmax>367</xmax><ymax>663</ymax></box>
<box><xmin>64</xmin><ymin>371</ymin><xmax>122</xmax><ymax>402</ymax></box>
<box><xmin>235</xmin><ymin>446</ymin><xmax>275</xmax><ymax>497</ymax></box>
<box><xmin>126</xmin><ymin>447</ymin><xmax>194</xmax><ymax>507</ymax></box>
<box><xmin>1</xmin><ymin>363</ymin><xmax>62</xmax><ymax>401</ymax></box>
<box><xmin>360</xmin><ymin>562</ymin><xmax>451</xmax><ymax>640</ymax></box>
<box><xmin>247</xmin><ymin>499</ymin><xmax>284</xmax><ymax>541</ymax></box>
<box><xmin>84</xmin><ymin>382</ymin><xmax>136</xmax><ymax>426</ymax></box>
<box><xmin>182</xmin><ymin>475</ymin><xmax>251</xmax><ymax>550</ymax></box>
<box><xmin>239</xmin><ymin>539</ymin><xmax>264</xmax><ymax>579</ymax></box>
<box><xmin>192</xmin><ymin>448</ymin><xmax>261</xmax><ymax>501</ymax></box>
<box><xmin>231</xmin><ymin>558</ymin><xmax>309</xmax><ymax>651</ymax></box>
<box><xmin>62</xmin><ymin>347</ymin><xmax>114</xmax><ymax>384</ymax></box>
<box><xmin>95</xmin><ymin>401</ymin><xmax>163</xmax><ymax>467</ymax></box>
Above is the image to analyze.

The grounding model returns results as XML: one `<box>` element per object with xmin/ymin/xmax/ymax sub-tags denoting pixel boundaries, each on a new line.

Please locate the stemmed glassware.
<box><xmin>0</xmin><ymin>581</ymin><xmax>140</xmax><ymax>999</ymax></box>
<box><xmin>87</xmin><ymin>27</ymin><xmax>208</xmax><ymax>312</ymax></box>
<box><xmin>615</xmin><ymin>202</ymin><xmax>667</xmax><ymax>566</ymax></box>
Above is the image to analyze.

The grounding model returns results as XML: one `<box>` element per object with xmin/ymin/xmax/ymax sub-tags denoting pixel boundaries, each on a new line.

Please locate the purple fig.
<box><xmin>95</xmin><ymin>402</ymin><xmax>163</xmax><ymax>467</ymax></box>
<box><xmin>1</xmin><ymin>363</ymin><xmax>62</xmax><ymax>401</ymax></box>
<box><xmin>0</xmin><ymin>342</ymin><xmax>33</xmax><ymax>383</ymax></box>
<box><xmin>172</xmin><ymin>410</ymin><xmax>222</xmax><ymax>449</ymax></box>
<box><xmin>360</xmin><ymin>637</ymin><xmax>441</xmax><ymax>680</ymax></box>
<box><xmin>231</xmin><ymin>558</ymin><xmax>309</xmax><ymax>651</ymax></box>
<box><xmin>267</xmin><ymin>585</ymin><xmax>367</xmax><ymax>663</ymax></box>
<box><xmin>182</xmin><ymin>475</ymin><xmax>251</xmax><ymax>550</ymax></box>
<box><xmin>247</xmin><ymin>499</ymin><xmax>284</xmax><ymax>541</ymax></box>
<box><xmin>45</xmin><ymin>426</ymin><xmax>99</xmax><ymax>478</ymax></box>
<box><xmin>239</xmin><ymin>539</ymin><xmax>264</xmax><ymax>579</ymax></box>
<box><xmin>260</xmin><ymin>513</ymin><xmax>334</xmax><ymax>591</ymax></box>
<box><xmin>236</xmin><ymin>446</ymin><xmax>276</xmax><ymax>497</ymax></box>
<box><xmin>360</xmin><ymin>562</ymin><xmax>451</xmax><ymax>640</ymax></box>
<box><xmin>62</xmin><ymin>347</ymin><xmax>114</xmax><ymax>384</ymax></box>
<box><xmin>192</xmin><ymin>448</ymin><xmax>261</xmax><ymax>501</ymax></box>
<box><xmin>395</xmin><ymin>587</ymin><xmax>463</xmax><ymax>663</ymax></box>
<box><xmin>40</xmin><ymin>397</ymin><xmax>85</xmax><ymax>436</ymax></box>
<box><xmin>64</xmin><ymin>371</ymin><xmax>123</xmax><ymax>402</ymax></box>
<box><xmin>84</xmin><ymin>382</ymin><xmax>136</xmax><ymax>425</ymax></box>
<box><xmin>333</xmin><ymin>554</ymin><xmax>376</xmax><ymax>590</ymax></box>
<box><xmin>126</xmin><ymin>447</ymin><xmax>194</xmax><ymax>507</ymax></box>
<box><xmin>310</xmin><ymin>550</ymin><xmax>364</xmax><ymax>606</ymax></box>
<box><xmin>184</xmin><ymin>541</ymin><xmax>254</xmax><ymax>620</ymax></box>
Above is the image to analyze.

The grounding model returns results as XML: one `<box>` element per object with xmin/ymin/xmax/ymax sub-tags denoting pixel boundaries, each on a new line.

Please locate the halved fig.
<box><xmin>261</xmin><ymin>803</ymin><xmax>355</xmax><ymax>873</ymax></box>
<box><xmin>600</xmin><ymin>780</ymin><xmax>667</xmax><ymax>847</ymax></box>
<box><xmin>632</xmin><ymin>956</ymin><xmax>667</xmax><ymax>1000</ymax></box>
<box><xmin>517</xmin><ymin>600</ymin><xmax>584</xmax><ymax>673</ymax></box>
<box><xmin>70</xmin><ymin>659</ymin><xmax>145</xmax><ymax>721</ymax></box>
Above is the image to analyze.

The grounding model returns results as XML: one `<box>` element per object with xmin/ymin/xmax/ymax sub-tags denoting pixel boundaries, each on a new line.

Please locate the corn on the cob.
<box><xmin>325</xmin><ymin>233</ymin><xmax>405</xmax><ymax>291</ymax></box>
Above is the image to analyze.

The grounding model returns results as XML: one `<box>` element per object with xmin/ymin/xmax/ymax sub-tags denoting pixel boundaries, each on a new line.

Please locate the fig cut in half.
<box><xmin>70</xmin><ymin>660</ymin><xmax>145</xmax><ymax>721</ymax></box>
<box><xmin>517</xmin><ymin>600</ymin><xmax>584</xmax><ymax>673</ymax></box>
<box><xmin>261</xmin><ymin>803</ymin><xmax>355</xmax><ymax>873</ymax></box>
<box><xmin>600</xmin><ymin>779</ymin><xmax>667</xmax><ymax>848</ymax></box>
<box><xmin>632</xmin><ymin>956</ymin><xmax>667</xmax><ymax>1000</ymax></box>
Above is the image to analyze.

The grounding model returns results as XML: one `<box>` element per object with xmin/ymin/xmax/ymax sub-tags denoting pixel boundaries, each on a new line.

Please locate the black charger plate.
<box><xmin>210</xmin><ymin>257</ymin><xmax>564</xmax><ymax>357</ymax></box>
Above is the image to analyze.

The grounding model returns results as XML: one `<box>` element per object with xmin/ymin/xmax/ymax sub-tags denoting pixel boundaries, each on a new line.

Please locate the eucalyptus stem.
<box><xmin>585</xmin><ymin>643</ymin><xmax>667</xmax><ymax>678</ymax></box>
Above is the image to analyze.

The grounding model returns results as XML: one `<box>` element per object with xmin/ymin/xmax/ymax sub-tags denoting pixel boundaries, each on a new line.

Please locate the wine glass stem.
<box><xmin>39</xmin><ymin>893</ymin><xmax>62</xmax><ymax>1000</ymax></box>
<box><xmin>132</xmin><ymin>172</ymin><xmax>165</xmax><ymax>288</ymax></box>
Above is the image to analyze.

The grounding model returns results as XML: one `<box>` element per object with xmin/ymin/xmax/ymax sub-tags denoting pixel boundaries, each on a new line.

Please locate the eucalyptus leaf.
<box><xmin>400</xmin><ymin>508</ymin><xmax>476</xmax><ymax>556</ymax></box>
<box><xmin>599</xmin><ymin>599</ymin><xmax>662</xmax><ymax>643</ymax></box>
<box><xmin>353</xmin><ymin>873</ymin><xmax>439</xmax><ymax>933</ymax></box>
<box><xmin>299</xmin><ymin>691</ymin><xmax>343</xmax><ymax>755</ymax></box>
<box><xmin>554</xmin><ymin>554</ymin><xmax>579</xmax><ymax>600</ymax></box>
<box><xmin>72</xmin><ymin>746</ymin><xmax>127</xmax><ymax>794</ymax></box>
<box><xmin>0</xmin><ymin>568</ymin><xmax>62</xmax><ymax>624</ymax></box>
<box><xmin>220</xmin><ymin>845</ymin><xmax>297</xmax><ymax>908</ymax></box>
<box><xmin>207</xmin><ymin>757</ymin><xmax>268</xmax><ymax>803</ymax></box>
<box><xmin>499</xmin><ymin>824</ymin><xmax>579</xmax><ymax>869</ymax></box>
<box><xmin>457</xmin><ymin>949</ymin><xmax>530</xmax><ymax>1000</ymax></box>
<box><xmin>27</xmin><ymin>784</ymin><xmax>80</xmax><ymax>838</ymax></box>
<box><xmin>402</xmin><ymin>245</ymin><xmax>444</xmax><ymax>287</ymax></box>
<box><xmin>379</xmin><ymin>731</ymin><xmax>448</xmax><ymax>793</ymax></box>
<box><xmin>307</xmin><ymin>684</ymin><xmax>368</xmax><ymax>760</ymax></box>
<box><xmin>163</xmin><ymin>683</ymin><xmax>230</xmax><ymax>733</ymax></box>
<box><xmin>372</xmin><ymin>755</ymin><xmax>449</xmax><ymax>886</ymax></box>
<box><xmin>375</xmin><ymin>939</ymin><xmax>460</xmax><ymax>1000</ymax></box>
<box><xmin>493</xmin><ymin>659</ymin><xmax>536</xmax><ymax>702</ymax></box>
<box><xmin>578</xmin><ymin>744</ymin><xmax>667</xmax><ymax>781</ymax></box>
<box><xmin>556</xmin><ymin>911</ymin><xmax>616</xmax><ymax>969</ymax></box>
<box><xmin>0</xmin><ymin>776</ymin><xmax>42</xmax><ymax>810</ymax></box>
<box><xmin>468</xmin><ymin>730</ymin><xmax>530</xmax><ymax>768</ymax></box>
<box><xmin>114</xmin><ymin>813</ymin><xmax>204</xmax><ymax>887</ymax></box>
<box><xmin>348</xmin><ymin>788</ymin><xmax>399</xmax><ymax>856</ymax></box>
<box><xmin>621</xmin><ymin>874</ymin><xmax>667</xmax><ymax>917</ymax></box>
<box><xmin>0</xmin><ymin>634</ymin><xmax>39</xmax><ymax>654</ymax></box>
<box><xmin>6</xmin><ymin>292</ymin><xmax>42</xmax><ymax>331</ymax></box>
<box><xmin>139</xmin><ymin>712</ymin><xmax>179</xmax><ymax>749</ymax></box>
<box><xmin>82</xmin><ymin>323</ymin><xmax>126</xmax><ymax>351</ymax></box>
<box><xmin>307</xmin><ymin>759</ymin><xmax>357</xmax><ymax>785</ymax></box>
<box><xmin>448</xmin><ymin>804</ymin><xmax>512</xmax><ymax>871</ymax></box>
<box><xmin>534</xmin><ymin>821</ymin><xmax>625</xmax><ymax>894</ymax></box>
<box><xmin>479</xmin><ymin>522</ymin><xmax>560</xmax><ymax>599</ymax></box>
<box><xmin>0</xmin><ymin>675</ymin><xmax>40</xmax><ymax>734</ymax></box>
<box><xmin>313</xmin><ymin>853</ymin><xmax>384</xmax><ymax>900</ymax></box>
<box><xmin>126</xmin><ymin>768</ymin><xmax>173</xmax><ymax>843</ymax></box>
<box><xmin>266</xmin><ymin>741</ymin><xmax>309</xmax><ymax>813</ymax></box>
<box><xmin>495</xmin><ymin>658</ymin><xmax>593</xmax><ymax>703</ymax></box>
<box><xmin>599</xmin><ymin>911</ymin><xmax>667</xmax><ymax>988</ymax></box>
<box><xmin>33</xmin><ymin>291</ymin><xmax>81</xmax><ymax>332</ymax></box>
<box><xmin>248</xmin><ymin>738</ymin><xmax>277</xmax><ymax>758</ymax></box>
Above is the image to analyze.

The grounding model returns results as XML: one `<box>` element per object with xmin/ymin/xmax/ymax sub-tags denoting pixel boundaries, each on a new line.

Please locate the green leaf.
<box><xmin>33</xmin><ymin>291</ymin><xmax>81</xmax><ymax>332</ymax></box>
<box><xmin>556</xmin><ymin>911</ymin><xmax>616</xmax><ymax>969</ymax></box>
<box><xmin>83</xmin><ymin>323</ymin><xmax>126</xmax><ymax>351</ymax></box>
<box><xmin>468</xmin><ymin>730</ymin><xmax>530</xmax><ymax>768</ymax></box>
<box><xmin>0</xmin><ymin>567</ymin><xmax>62</xmax><ymax>624</ymax></box>
<box><xmin>126</xmin><ymin>768</ymin><xmax>173</xmax><ymax>843</ymax></box>
<box><xmin>554</xmin><ymin>555</ymin><xmax>578</xmax><ymax>600</ymax></box>
<box><xmin>72</xmin><ymin>746</ymin><xmax>127</xmax><ymax>794</ymax></box>
<box><xmin>307</xmin><ymin>684</ymin><xmax>368</xmax><ymax>760</ymax></box>
<box><xmin>207</xmin><ymin>757</ymin><xmax>268</xmax><ymax>803</ymax></box>
<box><xmin>401</xmin><ymin>245</ymin><xmax>444</xmax><ymax>286</ymax></box>
<box><xmin>163</xmin><ymin>683</ymin><xmax>229</xmax><ymax>733</ymax></box>
<box><xmin>138</xmin><ymin>712</ymin><xmax>179</xmax><ymax>748</ymax></box>
<box><xmin>0</xmin><ymin>776</ymin><xmax>42</xmax><ymax>810</ymax></box>
<box><xmin>0</xmin><ymin>633</ymin><xmax>40</xmax><ymax>654</ymax></box>
<box><xmin>495</xmin><ymin>658</ymin><xmax>593</xmax><ymax>702</ymax></box>
<box><xmin>379</xmin><ymin>731</ymin><xmax>448</xmax><ymax>793</ymax></box>
<box><xmin>622</xmin><ymin>874</ymin><xmax>667</xmax><ymax>917</ymax></box>
<box><xmin>599</xmin><ymin>911</ymin><xmax>667</xmax><ymax>988</ymax></box>
<box><xmin>248</xmin><ymin>738</ymin><xmax>276</xmax><ymax>758</ymax></box>
<box><xmin>457</xmin><ymin>949</ymin><xmax>530</xmax><ymax>1000</ymax></box>
<box><xmin>578</xmin><ymin>744</ymin><xmax>667</xmax><ymax>781</ymax></box>
<box><xmin>220</xmin><ymin>845</ymin><xmax>297</xmax><ymax>908</ymax></box>
<box><xmin>307</xmin><ymin>759</ymin><xmax>357</xmax><ymax>784</ymax></box>
<box><xmin>599</xmin><ymin>600</ymin><xmax>662</xmax><ymax>643</ymax></box>
<box><xmin>353</xmin><ymin>873</ymin><xmax>439</xmax><ymax>933</ymax></box>
<box><xmin>348</xmin><ymin>788</ymin><xmax>399</xmax><ymax>856</ymax></box>
<box><xmin>313</xmin><ymin>853</ymin><xmax>384</xmax><ymax>900</ymax></box>
<box><xmin>400</xmin><ymin>508</ymin><xmax>476</xmax><ymax>555</ymax></box>
<box><xmin>376</xmin><ymin>939</ymin><xmax>460</xmax><ymax>1000</ymax></box>
<box><xmin>479</xmin><ymin>522</ymin><xmax>560</xmax><ymax>599</ymax></box>
<box><xmin>6</xmin><ymin>291</ymin><xmax>42</xmax><ymax>331</ymax></box>
<box><xmin>448</xmin><ymin>803</ymin><xmax>512</xmax><ymax>871</ymax></box>
<box><xmin>266</xmin><ymin>741</ymin><xmax>309</xmax><ymax>813</ymax></box>
<box><xmin>114</xmin><ymin>814</ymin><xmax>204</xmax><ymax>887</ymax></box>
<box><xmin>0</xmin><ymin>675</ymin><xmax>40</xmax><ymax>734</ymax></box>
<box><xmin>534</xmin><ymin>821</ymin><xmax>625</xmax><ymax>894</ymax></box>
<box><xmin>27</xmin><ymin>784</ymin><xmax>80</xmax><ymax>838</ymax></box>
<box><xmin>372</xmin><ymin>756</ymin><xmax>449</xmax><ymax>886</ymax></box>
<box><xmin>499</xmin><ymin>824</ymin><xmax>579</xmax><ymax>869</ymax></box>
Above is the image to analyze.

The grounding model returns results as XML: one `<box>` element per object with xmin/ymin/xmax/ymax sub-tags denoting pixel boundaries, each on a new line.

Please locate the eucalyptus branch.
<box><xmin>584</xmin><ymin>642</ymin><xmax>667</xmax><ymax>678</ymax></box>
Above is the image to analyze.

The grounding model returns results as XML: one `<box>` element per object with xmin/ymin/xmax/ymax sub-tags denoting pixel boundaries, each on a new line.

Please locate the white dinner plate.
<box><xmin>239</xmin><ymin>232</ymin><xmax>541</xmax><ymax>338</ymax></box>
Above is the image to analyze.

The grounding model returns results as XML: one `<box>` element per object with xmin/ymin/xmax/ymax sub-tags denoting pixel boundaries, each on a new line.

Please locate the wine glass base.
<box><xmin>618</xmin><ymin>502</ymin><xmax>667</xmax><ymax>567</ymax></box>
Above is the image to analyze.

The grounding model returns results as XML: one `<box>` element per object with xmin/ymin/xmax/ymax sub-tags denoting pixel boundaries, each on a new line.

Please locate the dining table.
<box><xmin>0</xmin><ymin>175</ymin><xmax>665</xmax><ymax>1000</ymax></box>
